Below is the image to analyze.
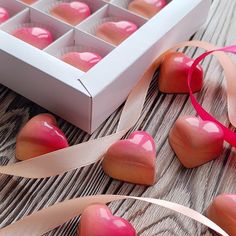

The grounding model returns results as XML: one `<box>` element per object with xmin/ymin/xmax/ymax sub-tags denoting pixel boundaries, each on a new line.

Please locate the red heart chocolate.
<box><xmin>102</xmin><ymin>131</ymin><xmax>156</xmax><ymax>185</ymax></box>
<box><xmin>159</xmin><ymin>52</ymin><xmax>203</xmax><ymax>93</ymax></box>
<box><xmin>78</xmin><ymin>204</ymin><xmax>137</xmax><ymax>236</ymax></box>
<box><xmin>16</xmin><ymin>113</ymin><xmax>68</xmax><ymax>160</ymax></box>
<box><xmin>169</xmin><ymin>116</ymin><xmax>224</xmax><ymax>168</ymax></box>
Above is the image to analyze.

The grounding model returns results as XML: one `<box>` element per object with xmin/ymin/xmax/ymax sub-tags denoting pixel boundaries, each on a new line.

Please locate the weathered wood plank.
<box><xmin>0</xmin><ymin>0</ymin><xmax>236</xmax><ymax>235</ymax></box>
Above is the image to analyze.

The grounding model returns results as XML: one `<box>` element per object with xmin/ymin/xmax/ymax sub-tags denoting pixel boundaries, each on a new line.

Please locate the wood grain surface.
<box><xmin>0</xmin><ymin>0</ymin><xmax>236</xmax><ymax>235</ymax></box>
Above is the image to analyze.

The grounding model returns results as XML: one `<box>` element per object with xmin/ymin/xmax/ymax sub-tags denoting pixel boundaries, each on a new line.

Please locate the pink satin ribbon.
<box><xmin>188</xmin><ymin>46</ymin><xmax>236</xmax><ymax>146</ymax></box>
<box><xmin>0</xmin><ymin>41</ymin><xmax>235</xmax><ymax>236</ymax></box>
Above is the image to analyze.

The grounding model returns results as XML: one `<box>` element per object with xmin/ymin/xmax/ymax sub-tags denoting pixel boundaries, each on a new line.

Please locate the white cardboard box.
<box><xmin>0</xmin><ymin>0</ymin><xmax>211</xmax><ymax>133</ymax></box>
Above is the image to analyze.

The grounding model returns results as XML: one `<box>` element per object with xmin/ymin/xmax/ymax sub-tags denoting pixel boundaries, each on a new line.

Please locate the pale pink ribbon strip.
<box><xmin>0</xmin><ymin>40</ymin><xmax>234</xmax><ymax>236</ymax></box>
<box><xmin>0</xmin><ymin>40</ymin><xmax>235</xmax><ymax>179</ymax></box>
<box><xmin>0</xmin><ymin>195</ymin><xmax>229</xmax><ymax>236</ymax></box>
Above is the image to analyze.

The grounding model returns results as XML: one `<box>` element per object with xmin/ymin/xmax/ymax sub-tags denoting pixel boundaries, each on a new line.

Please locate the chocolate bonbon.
<box><xmin>0</xmin><ymin>7</ymin><xmax>9</xmax><ymax>24</ymax></box>
<box><xmin>50</xmin><ymin>1</ymin><xmax>91</xmax><ymax>25</ymax></box>
<box><xmin>159</xmin><ymin>52</ymin><xmax>203</xmax><ymax>93</ymax></box>
<box><xmin>96</xmin><ymin>20</ymin><xmax>138</xmax><ymax>46</ymax></box>
<box><xmin>206</xmin><ymin>194</ymin><xmax>236</xmax><ymax>236</ymax></box>
<box><xmin>16</xmin><ymin>114</ymin><xmax>69</xmax><ymax>161</ymax></box>
<box><xmin>61</xmin><ymin>51</ymin><xmax>102</xmax><ymax>72</ymax></box>
<box><xmin>128</xmin><ymin>0</ymin><xmax>167</xmax><ymax>19</ymax></box>
<box><xmin>20</xmin><ymin>0</ymin><xmax>38</xmax><ymax>4</ymax></box>
<box><xmin>12</xmin><ymin>26</ymin><xmax>54</xmax><ymax>49</ymax></box>
<box><xmin>78</xmin><ymin>204</ymin><xmax>137</xmax><ymax>236</ymax></box>
<box><xmin>169</xmin><ymin>116</ymin><xmax>224</xmax><ymax>168</ymax></box>
<box><xmin>102</xmin><ymin>131</ymin><xmax>156</xmax><ymax>185</ymax></box>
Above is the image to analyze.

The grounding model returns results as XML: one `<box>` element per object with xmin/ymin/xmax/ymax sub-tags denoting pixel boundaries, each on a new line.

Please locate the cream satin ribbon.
<box><xmin>0</xmin><ymin>40</ymin><xmax>235</xmax><ymax>178</ymax></box>
<box><xmin>0</xmin><ymin>40</ymin><xmax>235</xmax><ymax>236</ymax></box>
<box><xmin>0</xmin><ymin>195</ymin><xmax>229</xmax><ymax>236</ymax></box>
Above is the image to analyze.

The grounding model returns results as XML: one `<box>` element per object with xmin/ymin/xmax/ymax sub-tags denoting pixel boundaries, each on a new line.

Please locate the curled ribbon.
<box><xmin>0</xmin><ymin>40</ymin><xmax>235</xmax><ymax>179</ymax></box>
<box><xmin>0</xmin><ymin>40</ymin><xmax>235</xmax><ymax>236</ymax></box>
<box><xmin>188</xmin><ymin>46</ymin><xmax>236</xmax><ymax>146</ymax></box>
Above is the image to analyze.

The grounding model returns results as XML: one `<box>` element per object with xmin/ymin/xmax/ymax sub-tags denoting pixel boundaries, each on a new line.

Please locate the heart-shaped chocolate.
<box><xmin>169</xmin><ymin>116</ymin><xmax>224</xmax><ymax>168</ymax></box>
<box><xmin>16</xmin><ymin>113</ymin><xmax>69</xmax><ymax>160</ymax></box>
<box><xmin>50</xmin><ymin>1</ymin><xmax>91</xmax><ymax>25</ymax></box>
<box><xmin>0</xmin><ymin>7</ymin><xmax>9</xmax><ymax>24</ymax></box>
<box><xmin>158</xmin><ymin>52</ymin><xmax>203</xmax><ymax>93</ymax></box>
<box><xmin>96</xmin><ymin>20</ymin><xmax>138</xmax><ymax>46</ymax></box>
<box><xmin>61</xmin><ymin>51</ymin><xmax>102</xmax><ymax>72</ymax></box>
<box><xmin>206</xmin><ymin>194</ymin><xmax>236</xmax><ymax>236</ymax></box>
<box><xmin>12</xmin><ymin>26</ymin><xmax>53</xmax><ymax>49</ymax></box>
<box><xmin>128</xmin><ymin>0</ymin><xmax>167</xmax><ymax>19</ymax></box>
<box><xmin>78</xmin><ymin>204</ymin><xmax>137</xmax><ymax>236</ymax></box>
<box><xmin>20</xmin><ymin>0</ymin><xmax>37</xmax><ymax>4</ymax></box>
<box><xmin>102</xmin><ymin>131</ymin><xmax>156</xmax><ymax>185</ymax></box>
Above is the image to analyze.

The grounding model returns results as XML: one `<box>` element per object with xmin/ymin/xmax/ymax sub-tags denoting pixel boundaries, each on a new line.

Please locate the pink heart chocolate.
<box><xmin>128</xmin><ymin>0</ymin><xmax>167</xmax><ymax>19</ymax></box>
<box><xmin>206</xmin><ymin>194</ymin><xmax>236</xmax><ymax>236</ymax></box>
<box><xmin>12</xmin><ymin>26</ymin><xmax>53</xmax><ymax>49</ymax></box>
<box><xmin>78</xmin><ymin>204</ymin><xmax>137</xmax><ymax>236</ymax></box>
<box><xmin>96</xmin><ymin>20</ymin><xmax>138</xmax><ymax>46</ymax></box>
<box><xmin>50</xmin><ymin>1</ymin><xmax>91</xmax><ymax>25</ymax></box>
<box><xmin>0</xmin><ymin>7</ymin><xmax>9</xmax><ymax>24</ymax></box>
<box><xmin>20</xmin><ymin>0</ymin><xmax>37</xmax><ymax>4</ymax></box>
<box><xmin>159</xmin><ymin>52</ymin><xmax>203</xmax><ymax>93</ymax></box>
<box><xmin>169</xmin><ymin>116</ymin><xmax>224</xmax><ymax>168</ymax></box>
<box><xmin>61</xmin><ymin>51</ymin><xmax>102</xmax><ymax>72</ymax></box>
<box><xmin>16</xmin><ymin>113</ymin><xmax>69</xmax><ymax>160</ymax></box>
<box><xmin>102</xmin><ymin>131</ymin><xmax>156</xmax><ymax>185</ymax></box>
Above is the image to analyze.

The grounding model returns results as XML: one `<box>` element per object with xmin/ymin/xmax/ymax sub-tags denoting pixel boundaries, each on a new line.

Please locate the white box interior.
<box><xmin>45</xmin><ymin>29</ymin><xmax>114</xmax><ymax>59</ymax></box>
<box><xmin>78</xmin><ymin>4</ymin><xmax>147</xmax><ymax>38</ymax></box>
<box><xmin>1</xmin><ymin>7</ymin><xmax>71</xmax><ymax>41</ymax></box>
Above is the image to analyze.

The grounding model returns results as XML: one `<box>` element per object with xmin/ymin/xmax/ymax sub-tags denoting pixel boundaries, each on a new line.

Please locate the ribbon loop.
<box><xmin>188</xmin><ymin>46</ymin><xmax>236</xmax><ymax>147</ymax></box>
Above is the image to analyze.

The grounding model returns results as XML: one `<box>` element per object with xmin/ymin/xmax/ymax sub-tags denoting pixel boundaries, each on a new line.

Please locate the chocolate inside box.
<box><xmin>0</xmin><ymin>0</ymin><xmax>163</xmax><ymax>71</ymax></box>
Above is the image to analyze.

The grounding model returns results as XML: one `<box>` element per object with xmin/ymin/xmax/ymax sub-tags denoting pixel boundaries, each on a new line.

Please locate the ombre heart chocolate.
<box><xmin>16</xmin><ymin>114</ymin><xmax>69</xmax><ymax>161</ymax></box>
<box><xmin>169</xmin><ymin>116</ymin><xmax>224</xmax><ymax>168</ymax></box>
<box><xmin>102</xmin><ymin>131</ymin><xmax>156</xmax><ymax>185</ymax></box>
<box><xmin>159</xmin><ymin>52</ymin><xmax>203</xmax><ymax>93</ymax></box>
<box><xmin>128</xmin><ymin>0</ymin><xmax>167</xmax><ymax>19</ymax></box>
<box><xmin>96</xmin><ymin>20</ymin><xmax>138</xmax><ymax>46</ymax></box>
<box><xmin>78</xmin><ymin>204</ymin><xmax>137</xmax><ymax>236</ymax></box>
<box><xmin>206</xmin><ymin>194</ymin><xmax>236</xmax><ymax>236</ymax></box>
<box><xmin>12</xmin><ymin>26</ymin><xmax>53</xmax><ymax>49</ymax></box>
<box><xmin>0</xmin><ymin>7</ymin><xmax>9</xmax><ymax>24</ymax></box>
<box><xmin>61</xmin><ymin>51</ymin><xmax>102</xmax><ymax>72</ymax></box>
<box><xmin>50</xmin><ymin>1</ymin><xmax>91</xmax><ymax>25</ymax></box>
<box><xmin>20</xmin><ymin>0</ymin><xmax>37</xmax><ymax>4</ymax></box>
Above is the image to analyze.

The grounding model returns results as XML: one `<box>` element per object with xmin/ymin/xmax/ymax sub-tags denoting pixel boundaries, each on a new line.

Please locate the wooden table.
<box><xmin>0</xmin><ymin>0</ymin><xmax>236</xmax><ymax>235</ymax></box>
